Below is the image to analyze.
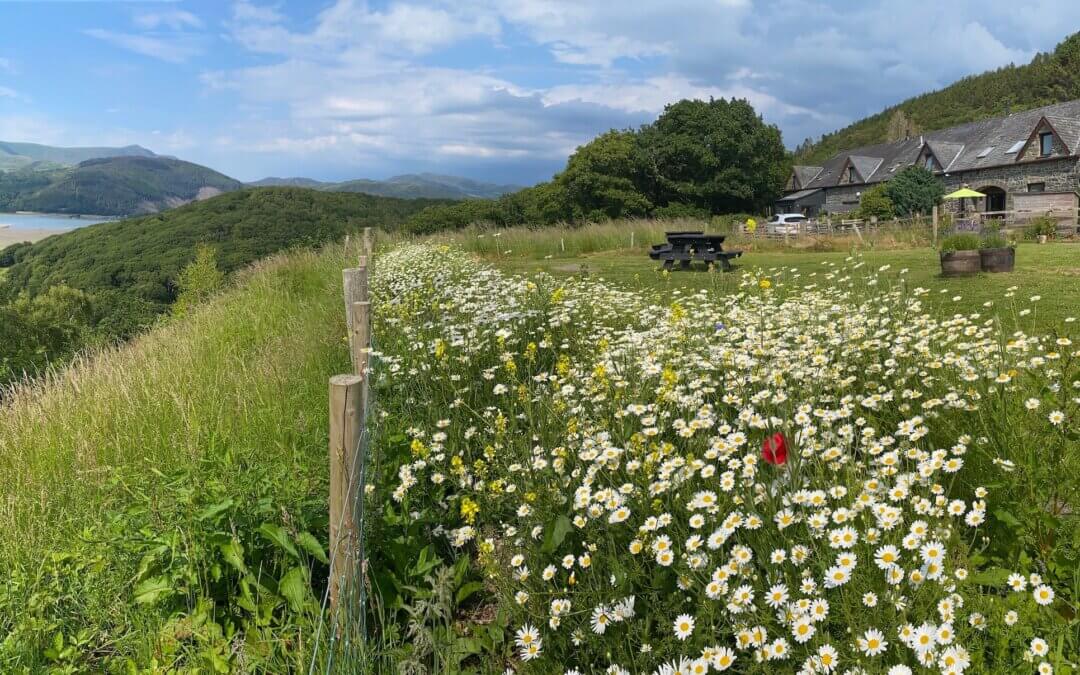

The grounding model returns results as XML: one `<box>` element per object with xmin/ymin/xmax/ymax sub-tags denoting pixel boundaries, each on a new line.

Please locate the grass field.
<box><xmin>0</xmin><ymin>244</ymin><xmax>350</xmax><ymax>671</ymax></box>
<box><xmin>483</xmin><ymin>242</ymin><xmax>1078</xmax><ymax>335</ymax></box>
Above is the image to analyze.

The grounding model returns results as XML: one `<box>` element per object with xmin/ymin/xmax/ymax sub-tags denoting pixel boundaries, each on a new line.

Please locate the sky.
<box><xmin>1</xmin><ymin>1</ymin><xmax>1078</xmax><ymax>184</ymax></box>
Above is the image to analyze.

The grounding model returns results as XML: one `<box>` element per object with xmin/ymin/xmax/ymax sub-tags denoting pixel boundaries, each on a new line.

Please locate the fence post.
<box><xmin>343</xmin><ymin>265</ymin><xmax>369</xmax><ymax>368</ymax></box>
<box><xmin>630</xmin><ymin>231</ymin><xmax>634</xmax><ymax>249</ymax></box>
<box><xmin>362</xmin><ymin>227</ymin><xmax>373</xmax><ymax>262</ymax></box>
<box><xmin>931</xmin><ymin>205</ymin><xmax>939</xmax><ymax>247</ymax></box>
<box><xmin>351</xmin><ymin>301</ymin><xmax>371</xmax><ymax>378</ymax></box>
<box><xmin>328</xmin><ymin>374</ymin><xmax>364</xmax><ymax>616</ymax></box>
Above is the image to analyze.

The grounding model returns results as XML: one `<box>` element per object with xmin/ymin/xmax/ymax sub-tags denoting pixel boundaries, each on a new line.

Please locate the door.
<box><xmin>982</xmin><ymin>187</ymin><xmax>1006</xmax><ymax>218</ymax></box>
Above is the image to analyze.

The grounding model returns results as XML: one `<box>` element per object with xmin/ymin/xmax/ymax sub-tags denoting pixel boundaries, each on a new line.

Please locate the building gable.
<box><xmin>1016</xmin><ymin>116</ymin><xmax>1072</xmax><ymax>162</ymax></box>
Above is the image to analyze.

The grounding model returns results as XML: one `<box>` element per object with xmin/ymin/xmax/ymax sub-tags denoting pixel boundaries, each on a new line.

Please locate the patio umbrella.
<box><xmin>943</xmin><ymin>187</ymin><xmax>985</xmax><ymax>214</ymax></box>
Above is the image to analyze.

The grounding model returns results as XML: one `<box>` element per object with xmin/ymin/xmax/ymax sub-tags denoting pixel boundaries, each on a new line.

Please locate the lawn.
<box><xmin>489</xmin><ymin>243</ymin><xmax>1078</xmax><ymax>334</ymax></box>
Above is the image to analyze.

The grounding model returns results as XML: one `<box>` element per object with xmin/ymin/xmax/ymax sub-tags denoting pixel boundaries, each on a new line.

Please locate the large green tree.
<box><xmin>557</xmin><ymin>130</ymin><xmax>652</xmax><ymax>221</ymax></box>
<box><xmin>639</xmin><ymin>98</ymin><xmax>789</xmax><ymax>214</ymax></box>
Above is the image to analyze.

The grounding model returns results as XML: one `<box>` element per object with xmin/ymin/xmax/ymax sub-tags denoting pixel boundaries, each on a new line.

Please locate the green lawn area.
<box><xmin>491</xmin><ymin>242</ymin><xmax>1078</xmax><ymax>334</ymax></box>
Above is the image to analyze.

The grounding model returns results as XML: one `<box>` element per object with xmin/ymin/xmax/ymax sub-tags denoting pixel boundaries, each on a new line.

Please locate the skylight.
<box><xmin>1005</xmin><ymin>140</ymin><xmax>1025</xmax><ymax>154</ymax></box>
<box><xmin>976</xmin><ymin>146</ymin><xmax>994</xmax><ymax>158</ymax></box>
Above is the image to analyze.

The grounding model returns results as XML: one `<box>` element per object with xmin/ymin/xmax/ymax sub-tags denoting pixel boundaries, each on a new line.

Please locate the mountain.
<box><xmin>0</xmin><ymin>141</ymin><xmax>155</xmax><ymax>172</ymax></box>
<box><xmin>0</xmin><ymin>156</ymin><xmax>242</xmax><ymax>216</ymax></box>
<box><xmin>247</xmin><ymin>176</ymin><xmax>329</xmax><ymax>188</ymax></box>
<box><xmin>796</xmin><ymin>32</ymin><xmax>1080</xmax><ymax>164</ymax></box>
<box><xmin>247</xmin><ymin>172</ymin><xmax>522</xmax><ymax>200</ymax></box>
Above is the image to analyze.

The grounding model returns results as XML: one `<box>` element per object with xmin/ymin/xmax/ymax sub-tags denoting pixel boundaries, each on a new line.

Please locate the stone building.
<box><xmin>780</xmin><ymin>99</ymin><xmax>1080</xmax><ymax>220</ymax></box>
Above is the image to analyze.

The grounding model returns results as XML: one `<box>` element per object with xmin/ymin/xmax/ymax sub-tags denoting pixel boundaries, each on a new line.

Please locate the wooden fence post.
<box><xmin>328</xmin><ymin>374</ymin><xmax>364</xmax><ymax>615</ymax></box>
<box><xmin>932</xmin><ymin>205</ymin><xmax>939</xmax><ymax>247</ymax></box>
<box><xmin>362</xmin><ymin>227</ymin><xmax>373</xmax><ymax>262</ymax></box>
<box><xmin>343</xmin><ymin>265</ymin><xmax>369</xmax><ymax>367</ymax></box>
<box><xmin>351</xmin><ymin>301</ymin><xmax>371</xmax><ymax>378</ymax></box>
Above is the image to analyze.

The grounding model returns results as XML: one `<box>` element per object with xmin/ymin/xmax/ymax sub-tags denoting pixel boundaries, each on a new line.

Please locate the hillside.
<box><xmin>0</xmin><ymin>140</ymin><xmax>155</xmax><ymax>171</ymax></box>
<box><xmin>0</xmin><ymin>186</ymin><xmax>443</xmax><ymax>307</ymax></box>
<box><xmin>796</xmin><ymin>31</ymin><xmax>1080</xmax><ymax>163</ymax></box>
<box><xmin>250</xmin><ymin>172</ymin><xmax>522</xmax><ymax>199</ymax></box>
<box><xmin>0</xmin><ymin>244</ymin><xmax>349</xmax><ymax>670</ymax></box>
<box><xmin>0</xmin><ymin>156</ymin><xmax>242</xmax><ymax>215</ymax></box>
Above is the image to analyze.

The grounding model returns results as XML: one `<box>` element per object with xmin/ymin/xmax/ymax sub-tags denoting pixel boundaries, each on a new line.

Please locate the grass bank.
<box><xmin>0</xmin><ymin>244</ymin><xmax>351</xmax><ymax>671</ymax></box>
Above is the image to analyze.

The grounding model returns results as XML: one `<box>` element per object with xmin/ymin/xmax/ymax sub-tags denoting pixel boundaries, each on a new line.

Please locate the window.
<box><xmin>1039</xmin><ymin>132</ymin><xmax>1053</xmax><ymax>157</ymax></box>
<box><xmin>924</xmin><ymin>155</ymin><xmax>935</xmax><ymax>170</ymax></box>
<box><xmin>1006</xmin><ymin>140</ymin><xmax>1025</xmax><ymax>154</ymax></box>
<box><xmin>1028</xmin><ymin>182</ymin><xmax>1046</xmax><ymax>192</ymax></box>
<box><xmin>847</xmin><ymin>166</ymin><xmax>856</xmax><ymax>183</ymax></box>
<box><xmin>976</xmin><ymin>146</ymin><xmax>994</xmax><ymax>158</ymax></box>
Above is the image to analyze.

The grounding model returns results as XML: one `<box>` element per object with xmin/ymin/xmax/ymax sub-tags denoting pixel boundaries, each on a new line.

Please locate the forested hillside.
<box><xmin>251</xmin><ymin>172</ymin><xmax>521</xmax><ymax>200</ymax></box>
<box><xmin>0</xmin><ymin>187</ymin><xmax>445</xmax><ymax>384</ymax></box>
<box><xmin>796</xmin><ymin>32</ymin><xmax>1080</xmax><ymax>163</ymax></box>
<box><xmin>0</xmin><ymin>156</ymin><xmax>241</xmax><ymax>215</ymax></box>
<box><xmin>0</xmin><ymin>141</ymin><xmax>155</xmax><ymax>171</ymax></box>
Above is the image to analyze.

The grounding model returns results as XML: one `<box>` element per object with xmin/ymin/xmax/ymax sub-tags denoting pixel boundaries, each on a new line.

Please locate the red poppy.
<box><xmin>762</xmin><ymin>432</ymin><xmax>788</xmax><ymax>466</ymax></box>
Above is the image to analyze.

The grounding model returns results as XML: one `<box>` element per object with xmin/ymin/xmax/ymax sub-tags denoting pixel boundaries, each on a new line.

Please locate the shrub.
<box><xmin>857</xmin><ymin>184</ymin><xmax>895</xmax><ymax>220</ymax></box>
<box><xmin>1025</xmin><ymin>215</ymin><xmax>1058</xmax><ymax>240</ymax></box>
<box><xmin>940</xmin><ymin>233</ymin><xmax>981</xmax><ymax>253</ymax></box>
<box><xmin>883</xmin><ymin>166</ymin><xmax>945</xmax><ymax>216</ymax></box>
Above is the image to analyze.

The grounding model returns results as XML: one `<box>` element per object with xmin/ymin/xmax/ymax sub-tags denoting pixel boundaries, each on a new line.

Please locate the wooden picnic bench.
<box><xmin>648</xmin><ymin>231</ymin><xmax>742</xmax><ymax>271</ymax></box>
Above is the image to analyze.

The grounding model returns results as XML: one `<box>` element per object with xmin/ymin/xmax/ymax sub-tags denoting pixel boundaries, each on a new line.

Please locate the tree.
<box><xmin>173</xmin><ymin>245</ymin><xmax>224</xmax><ymax>316</ymax></box>
<box><xmin>885</xmin><ymin>110</ymin><xmax>919</xmax><ymax>141</ymax></box>
<box><xmin>640</xmin><ymin>98</ymin><xmax>789</xmax><ymax>214</ymax></box>
<box><xmin>557</xmin><ymin>130</ymin><xmax>651</xmax><ymax>221</ymax></box>
<box><xmin>858</xmin><ymin>184</ymin><xmax>895</xmax><ymax>220</ymax></box>
<box><xmin>884</xmin><ymin>166</ymin><xmax>945</xmax><ymax>216</ymax></box>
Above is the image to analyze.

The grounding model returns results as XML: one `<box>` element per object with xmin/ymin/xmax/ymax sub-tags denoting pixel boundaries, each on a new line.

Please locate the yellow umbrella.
<box><xmin>943</xmin><ymin>187</ymin><xmax>985</xmax><ymax>199</ymax></box>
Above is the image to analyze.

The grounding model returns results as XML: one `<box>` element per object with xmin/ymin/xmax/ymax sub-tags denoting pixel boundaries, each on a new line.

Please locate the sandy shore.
<box><xmin>0</xmin><ymin>227</ymin><xmax>67</xmax><ymax>247</ymax></box>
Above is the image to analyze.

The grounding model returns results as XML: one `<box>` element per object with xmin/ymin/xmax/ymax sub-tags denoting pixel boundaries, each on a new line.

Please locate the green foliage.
<box><xmin>1026</xmin><ymin>215</ymin><xmax>1059</xmax><ymax>239</ymax></box>
<box><xmin>883</xmin><ymin>166</ymin><xmax>945</xmax><ymax>216</ymax></box>
<box><xmin>0</xmin><ymin>187</ymin><xmax>443</xmax><ymax>386</ymax></box>
<box><xmin>404</xmin><ymin>97</ymin><xmax>790</xmax><ymax>232</ymax></box>
<box><xmin>940</xmin><ymin>233</ymin><xmax>982</xmax><ymax>252</ymax></box>
<box><xmin>0</xmin><ymin>245</ymin><xmax>353</xmax><ymax>670</ymax></box>
<box><xmin>0</xmin><ymin>156</ymin><xmax>242</xmax><ymax>216</ymax></box>
<box><xmin>797</xmin><ymin>31</ymin><xmax>1080</xmax><ymax>163</ymax></box>
<box><xmin>172</xmin><ymin>245</ymin><xmax>224</xmax><ymax>316</ymax></box>
<box><xmin>559</xmin><ymin>130</ymin><xmax>652</xmax><ymax>221</ymax></box>
<box><xmin>857</xmin><ymin>184</ymin><xmax>895</xmax><ymax>220</ymax></box>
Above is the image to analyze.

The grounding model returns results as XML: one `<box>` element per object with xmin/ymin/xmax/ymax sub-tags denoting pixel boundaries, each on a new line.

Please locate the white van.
<box><xmin>766</xmin><ymin>213</ymin><xmax>807</xmax><ymax>234</ymax></box>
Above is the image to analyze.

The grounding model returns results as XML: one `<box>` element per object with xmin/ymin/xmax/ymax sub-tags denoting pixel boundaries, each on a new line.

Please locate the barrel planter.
<box><xmin>980</xmin><ymin>247</ymin><xmax>1015</xmax><ymax>273</ymax></box>
<box><xmin>940</xmin><ymin>250</ymin><xmax>981</xmax><ymax>277</ymax></box>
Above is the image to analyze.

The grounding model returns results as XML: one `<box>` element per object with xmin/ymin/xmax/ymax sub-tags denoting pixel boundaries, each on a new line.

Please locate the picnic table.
<box><xmin>648</xmin><ymin>231</ymin><xmax>742</xmax><ymax>271</ymax></box>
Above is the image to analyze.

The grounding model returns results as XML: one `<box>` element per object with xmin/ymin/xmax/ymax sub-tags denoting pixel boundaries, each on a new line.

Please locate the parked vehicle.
<box><xmin>766</xmin><ymin>213</ymin><xmax>807</xmax><ymax>234</ymax></box>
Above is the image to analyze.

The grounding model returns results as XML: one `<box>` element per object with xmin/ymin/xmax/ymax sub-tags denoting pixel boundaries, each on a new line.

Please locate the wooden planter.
<box><xmin>940</xmin><ymin>250</ymin><xmax>981</xmax><ymax>277</ymax></box>
<box><xmin>980</xmin><ymin>247</ymin><xmax>1015</xmax><ymax>273</ymax></box>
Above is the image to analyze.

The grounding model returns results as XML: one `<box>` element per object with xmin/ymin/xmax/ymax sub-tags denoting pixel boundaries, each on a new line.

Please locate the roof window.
<box><xmin>1005</xmin><ymin>140</ymin><xmax>1025</xmax><ymax>154</ymax></box>
<box><xmin>976</xmin><ymin>146</ymin><xmax>993</xmax><ymax>158</ymax></box>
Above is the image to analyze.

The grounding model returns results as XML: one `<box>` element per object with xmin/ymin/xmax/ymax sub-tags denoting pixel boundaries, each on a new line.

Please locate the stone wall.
<box><xmin>821</xmin><ymin>157</ymin><xmax>1080</xmax><ymax>214</ymax></box>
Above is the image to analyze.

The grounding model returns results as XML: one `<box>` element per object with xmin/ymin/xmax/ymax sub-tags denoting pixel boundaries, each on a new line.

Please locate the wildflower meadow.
<box><xmin>364</xmin><ymin>243</ymin><xmax>1077</xmax><ymax>675</ymax></box>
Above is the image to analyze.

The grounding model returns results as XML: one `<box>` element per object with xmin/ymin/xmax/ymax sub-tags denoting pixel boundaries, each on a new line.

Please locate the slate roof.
<box><xmin>777</xmin><ymin>188</ymin><xmax>822</xmax><ymax>201</ymax></box>
<box><xmin>797</xmin><ymin>99</ymin><xmax>1080</xmax><ymax>191</ymax></box>
<box><xmin>792</xmin><ymin>165</ymin><xmax>824</xmax><ymax>188</ymax></box>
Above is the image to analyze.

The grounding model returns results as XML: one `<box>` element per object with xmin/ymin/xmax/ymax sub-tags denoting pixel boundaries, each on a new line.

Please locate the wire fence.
<box><xmin>308</xmin><ymin>230</ymin><xmax>379</xmax><ymax>674</ymax></box>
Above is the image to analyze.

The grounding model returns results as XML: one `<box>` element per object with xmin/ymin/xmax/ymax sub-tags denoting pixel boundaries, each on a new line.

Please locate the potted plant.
<box><xmin>979</xmin><ymin>230</ymin><xmax>1015</xmax><ymax>272</ymax></box>
<box><xmin>939</xmin><ymin>233</ymin><xmax>981</xmax><ymax>276</ymax></box>
<box><xmin>1028</xmin><ymin>215</ymin><xmax>1056</xmax><ymax>244</ymax></box>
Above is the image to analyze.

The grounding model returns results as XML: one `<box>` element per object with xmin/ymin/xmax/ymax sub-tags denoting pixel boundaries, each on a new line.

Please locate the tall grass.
<box><xmin>397</xmin><ymin>217</ymin><xmax>935</xmax><ymax>260</ymax></box>
<box><xmin>0</xmin><ymin>244</ymin><xmax>353</xmax><ymax>669</ymax></box>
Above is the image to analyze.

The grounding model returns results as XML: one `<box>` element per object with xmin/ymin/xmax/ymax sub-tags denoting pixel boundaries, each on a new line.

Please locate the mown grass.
<box><xmin>439</xmin><ymin>221</ymin><xmax>1079</xmax><ymax>334</ymax></box>
<box><xmin>0</xmin><ymin>244</ymin><xmax>353</xmax><ymax>670</ymax></box>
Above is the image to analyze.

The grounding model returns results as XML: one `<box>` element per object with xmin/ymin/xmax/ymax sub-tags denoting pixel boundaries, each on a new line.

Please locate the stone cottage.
<box><xmin>779</xmin><ymin>99</ymin><xmax>1080</xmax><ymax>222</ymax></box>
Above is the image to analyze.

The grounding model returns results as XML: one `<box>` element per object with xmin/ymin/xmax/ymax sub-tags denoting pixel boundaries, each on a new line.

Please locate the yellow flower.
<box><xmin>410</xmin><ymin>438</ymin><xmax>428</xmax><ymax>458</ymax></box>
<box><xmin>460</xmin><ymin>497</ymin><xmax>480</xmax><ymax>524</ymax></box>
<box><xmin>550</xmin><ymin>287</ymin><xmax>565</xmax><ymax>303</ymax></box>
<box><xmin>759</xmin><ymin>278</ymin><xmax>772</xmax><ymax>290</ymax></box>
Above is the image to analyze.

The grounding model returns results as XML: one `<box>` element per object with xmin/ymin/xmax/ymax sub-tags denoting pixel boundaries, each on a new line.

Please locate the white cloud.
<box><xmin>0</xmin><ymin>58</ymin><xmax>14</xmax><ymax>74</ymax></box>
<box><xmin>133</xmin><ymin>9</ymin><xmax>203</xmax><ymax>31</ymax></box>
<box><xmin>197</xmin><ymin>0</ymin><xmax>1080</xmax><ymax>181</ymax></box>
<box><xmin>85</xmin><ymin>29</ymin><xmax>203</xmax><ymax>63</ymax></box>
<box><xmin>0</xmin><ymin>86</ymin><xmax>20</xmax><ymax>99</ymax></box>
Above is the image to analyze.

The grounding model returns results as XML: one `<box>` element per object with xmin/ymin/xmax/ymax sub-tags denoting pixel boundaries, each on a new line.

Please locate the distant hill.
<box><xmin>796</xmin><ymin>31</ymin><xmax>1080</xmax><ymax>163</ymax></box>
<box><xmin>248</xmin><ymin>172</ymin><xmax>522</xmax><ymax>200</ymax></box>
<box><xmin>0</xmin><ymin>187</ymin><xmax>449</xmax><ymax>312</ymax></box>
<box><xmin>0</xmin><ymin>156</ymin><xmax>242</xmax><ymax>216</ymax></box>
<box><xmin>0</xmin><ymin>141</ymin><xmax>155</xmax><ymax>171</ymax></box>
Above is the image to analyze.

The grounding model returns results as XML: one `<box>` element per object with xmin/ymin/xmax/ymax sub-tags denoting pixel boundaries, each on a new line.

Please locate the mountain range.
<box><xmin>0</xmin><ymin>141</ymin><xmax>157</xmax><ymax>172</ymax></box>
<box><xmin>249</xmin><ymin>173</ymin><xmax>522</xmax><ymax>200</ymax></box>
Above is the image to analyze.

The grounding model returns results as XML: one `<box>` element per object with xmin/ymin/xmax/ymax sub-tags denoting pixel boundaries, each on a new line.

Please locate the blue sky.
<box><xmin>1</xmin><ymin>1</ymin><xmax>1078</xmax><ymax>184</ymax></box>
